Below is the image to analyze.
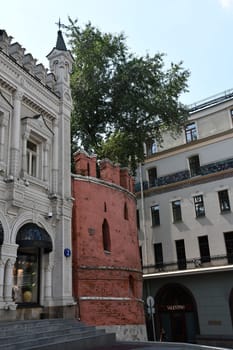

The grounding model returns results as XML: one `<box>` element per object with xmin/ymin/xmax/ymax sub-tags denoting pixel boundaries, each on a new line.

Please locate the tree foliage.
<box><xmin>66</xmin><ymin>18</ymin><xmax>190</xmax><ymax>174</ymax></box>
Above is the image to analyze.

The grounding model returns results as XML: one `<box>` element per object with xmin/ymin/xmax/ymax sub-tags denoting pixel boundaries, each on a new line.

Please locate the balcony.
<box><xmin>142</xmin><ymin>253</ymin><xmax>232</xmax><ymax>277</ymax></box>
<box><xmin>135</xmin><ymin>157</ymin><xmax>233</xmax><ymax>192</ymax></box>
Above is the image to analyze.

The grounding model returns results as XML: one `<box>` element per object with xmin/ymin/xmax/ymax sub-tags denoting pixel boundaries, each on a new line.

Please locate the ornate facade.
<box><xmin>0</xmin><ymin>29</ymin><xmax>75</xmax><ymax>319</ymax></box>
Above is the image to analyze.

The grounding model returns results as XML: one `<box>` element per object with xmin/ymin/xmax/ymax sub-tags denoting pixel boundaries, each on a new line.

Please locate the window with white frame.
<box><xmin>185</xmin><ymin>122</ymin><xmax>197</xmax><ymax>143</ymax></box>
<box><xmin>146</xmin><ymin>139</ymin><xmax>157</xmax><ymax>156</ymax></box>
<box><xmin>172</xmin><ymin>200</ymin><xmax>182</xmax><ymax>222</ymax></box>
<box><xmin>189</xmin><ymin>155</ymin><xmax>201</xmax><ymax>177</ymax></box>
<box><xmin>218</xmin><ymin>189</ymin><xmax>231</xmax><ymax>212</ymax></box>
<box><xmin>27</xmin><ymin>140</ymin><xmax>37</xmax><ymax>177</ymax></box>
<box><xmin>148</xmin><ymin>167</ymin><xmax>157</xmax><ymax>188</ymax></box>
<box><xmin>194</xmin><ymin>195</ymin><xmax>205</xmax><ymax>217</ymax></box>
<box><xmin>151</xmin><ymin>204</ymin><xmax>160</xmax><ymax>226</ymax></box>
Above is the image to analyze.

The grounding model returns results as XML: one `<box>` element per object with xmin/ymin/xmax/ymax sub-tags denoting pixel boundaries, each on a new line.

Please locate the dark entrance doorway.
<box><xmin>155</xmin><ymin>283</ymin><xmax>199</xmax><ymax>343</ymax></box>
<box><xmin>171</xmin><ymin>311</ymin><xmax>186</xmax><ymax>342</ymax></box>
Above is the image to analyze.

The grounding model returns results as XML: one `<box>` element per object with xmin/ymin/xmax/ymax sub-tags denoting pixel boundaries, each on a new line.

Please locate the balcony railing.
<box><xmin>188</xmin><ymin>88</ymin><xmax>233</xmax><ymax>113</ymax></box>
<box><xmin>135</xmin><ymin>157</ymin><xmax>233</xmax><ymax>192</ymax></box>
<box><xmin>142</xmin><ymin>253</ymin><xmax>232</xmax><ymax>275</ymax></box>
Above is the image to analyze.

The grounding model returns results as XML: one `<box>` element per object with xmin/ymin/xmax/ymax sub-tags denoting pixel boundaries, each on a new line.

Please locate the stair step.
<box><xmin>0</xmin><ymin>319</ymin><xmax>116</xmax><ymax>350</ymax></box>
<box><xmin>0</xmin><ymin>326</ymin><xmax>103</xmax><ymax>345</ymax></box>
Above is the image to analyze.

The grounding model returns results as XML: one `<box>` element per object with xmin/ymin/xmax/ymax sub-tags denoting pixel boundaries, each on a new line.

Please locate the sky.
<box><xmin>1</xmin><ymin>0</ymin><xmax>233</xmax><ymax>105</ymax></box>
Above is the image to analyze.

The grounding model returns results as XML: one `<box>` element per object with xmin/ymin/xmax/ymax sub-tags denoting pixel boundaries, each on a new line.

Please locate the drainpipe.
<box><xmin>139</xmin><ymin>162</ymin><xmax>148</xmax><ymax>268</ymax></box>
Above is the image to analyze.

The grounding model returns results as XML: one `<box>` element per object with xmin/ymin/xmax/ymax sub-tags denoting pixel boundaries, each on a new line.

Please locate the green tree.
<box><xmin>66</xmin><ymin>18</ymin><xmax>190</xmax><ymax>174</ymax></box>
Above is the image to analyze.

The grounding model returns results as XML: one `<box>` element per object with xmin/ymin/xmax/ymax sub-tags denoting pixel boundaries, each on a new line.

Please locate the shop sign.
<box><xmin>167</xmin><ymin>304</ymin><xmax>185</xmax><ymax>311</ymax></box>
<box><xmin>158</xmin><ymin>304</ymin><xmax>193</xmax><ymax>311</ymax></box>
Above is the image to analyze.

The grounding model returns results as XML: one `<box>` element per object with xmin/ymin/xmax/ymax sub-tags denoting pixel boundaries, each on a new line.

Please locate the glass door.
<box><xmin>13</xmin><ymin>247</ymin><xmax>40</xmax><ymax>304</ymax></box>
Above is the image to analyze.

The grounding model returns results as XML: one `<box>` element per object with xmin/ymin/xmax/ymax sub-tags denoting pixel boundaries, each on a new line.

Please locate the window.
<box><xmin>146</xmin><ymin>139</ymin><xmax>157</xmax><ymax>156</ymax></box>
<box><xmin>139</xmin><ymin>246</ymin><xmax>143</xmax><ymax>267</ymax></box>
<box><xmin>148</xmin><ymin>167</ymin><xmax>157</xmax><ymax>188</ymax></box>
<box><xmin>136</xmin><ymin>209</ymin><xmax>140</xmax><ymax>229</ymax></box>
<box><xmin>218</xmin><ymin>190</ymin><xmax>231</xmax><ymax>212</ymax></box>
<box><xmin>124</xmin><ymin>202</ymin><xmax>129</xmax><ymax>220</ymax></box>
<box><xmin>198</xmin><ymin>236</ymin><xmax>210</xmax><ymax>263</ymax></box>
<box><xmin>230</xmin><ymin>109</ymin><xmax>233</xmax><ymax>125</ymax></box>
<box><xmin>185</xmin><ymin>122</ymin><xmax>197</xmax><ymax>143</ymax></box>
<box><xmin>129</xmin><ymin>275</ymin><xmax>135</xmax><ymax>296</ymax></box>
<box><xmin>154</xmin><ymin>243</ymin><xmax>163</xmax><ymax>268</ymax></box>
<box><xmin>175</xmin><ymin>239</ymin><xmax>186</xmax><ymax>269</ymax></box>
<box><xmin>27</xmin><ymin>140</ymin><xmax>37</xmax><ymax>177</ymax></box>
<box><xmin>224</xmin><ymin>232</ymin><xmax>233</xmax><ymax>264</ymax></box>
<box><xmin>189</xmin><ymin>155</ymin><xmax>201</xmax><ymax>177</ymax></box>
<box><xmin>172</xmin><ymin>200</ymin><xmax>182</xmax><ymax>222</ymax></box>
<box><xmin>13</xmin><ymin>248</ymin><xmax>39</xmax><ymax>304</ymax></box>
<box><xmin>102</xmin><ymin>219</ymin><xmax>111</xmax><ymax>252</ymax></box>
<box><xmin>151</xmin><ymin>204</ymin><xmax>160</xmax><ymax>226</ymax></box>
<box><xmin>194</xmin><ymin>195</ymin><xmax>205</xmax><ymax>217</ymax></box>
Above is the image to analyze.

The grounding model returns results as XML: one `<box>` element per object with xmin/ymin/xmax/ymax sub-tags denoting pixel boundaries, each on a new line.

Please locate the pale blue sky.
<box><xmin>1</xmin><ymin>0</ymin><xmax>233</xmax><ymax>105</ymax></box>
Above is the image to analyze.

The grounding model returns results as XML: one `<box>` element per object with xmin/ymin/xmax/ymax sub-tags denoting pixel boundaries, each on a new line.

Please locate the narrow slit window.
<box><xmin>102</xmin><ymin>219</ymin><xmax>111</xmax><ymax>252</ymax></box>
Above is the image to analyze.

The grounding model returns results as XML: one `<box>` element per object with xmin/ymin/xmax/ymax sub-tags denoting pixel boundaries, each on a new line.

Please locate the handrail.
<box><xmin>188</xmin><ymin>88</ymin><xmax>233</xmax><ymax>113</ymax></box>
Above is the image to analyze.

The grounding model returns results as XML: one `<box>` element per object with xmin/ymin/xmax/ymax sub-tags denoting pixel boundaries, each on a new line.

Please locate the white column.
<box><xmin>10</xmin><ymin>90</ymin><xmax>23</xmax><ymax>177</ymax></box>
<box><xmin>44</xmin><ymin>264</ymin><xmax>53</xmax><ymax>302</ymax></box>
<box><xmin>43</xmin><ymin>141</ymin><xmax>49</xmax><ymax>182</ymax></box>
<box><xmin>0</xmin><ymin>114</ymin><xmax>8</xmax><ymax>164</ymax></box>
<box><xmin>0</xmin><ymin>259</ymin><xmax>5</xmax><ymax>302</ymax></box>
<box><xmin>21</xmin><ymin>130</ymin><xmax>29</xmax><ymax>177</ymax></box>
<box><xmin>3</xmin><ymin>259</ymin><xmax>15</xmax><ymax>302</ymax></box>
<box><xmin>52</xmin><ymin>120</ymin><xmax>58</xmax><ymax>195</ymax></box>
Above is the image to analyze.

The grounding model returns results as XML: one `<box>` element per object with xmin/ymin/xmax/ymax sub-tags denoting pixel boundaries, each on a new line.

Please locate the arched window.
<box><xmin>124</xmin><ymin>202</ymin><xmax>129</xmax><ymax>220</ymax></box>
<box><xmin>102</xmin><ymin>219</ymin><xmax>111</xmax><ymax>252</ymax></box>
<box><xmin>16</xmin><ymin>223</ymin><xmax>52</xmax><ymax>252</ymax></box>
<box><xmin>129</xmin><ymin>275</ymin><xmax>134</xmax><ymax>296</ymax></box>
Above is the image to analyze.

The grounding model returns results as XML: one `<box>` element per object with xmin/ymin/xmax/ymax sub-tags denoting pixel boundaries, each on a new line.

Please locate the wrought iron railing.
<box><xmin>142</xmin><ymin>254</ymin><xmax>232</xmax><ymax>275</ymax></box>
<box><xmin>188</xmin><ymin>88</ymin><xmax>233</xmax><ymax>112</ymax></box>
<box><xmin>135</xmin><ymin>157</ymin><xmax>233</xmax><ymax>193</ymax></box>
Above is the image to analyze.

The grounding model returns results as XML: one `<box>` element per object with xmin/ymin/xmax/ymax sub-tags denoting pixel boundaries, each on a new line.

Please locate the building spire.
<box><xmin>55</xmin><ymin>18</ymin><xmax>67</xmax><ymax>51</ymax></box>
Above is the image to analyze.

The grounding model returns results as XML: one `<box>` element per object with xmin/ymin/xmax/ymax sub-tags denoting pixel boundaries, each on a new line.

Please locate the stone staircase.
<box><xmin>0</xmin><ymin>318</ymin><xmax>116</xmax><ymax>350</ymax></box>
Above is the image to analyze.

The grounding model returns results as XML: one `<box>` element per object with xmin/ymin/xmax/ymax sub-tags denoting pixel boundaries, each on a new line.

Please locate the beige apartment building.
<box><xmin>136</xmin><ymin>91</ymin><xmax>233</xmax><ymax>347</ymax></box>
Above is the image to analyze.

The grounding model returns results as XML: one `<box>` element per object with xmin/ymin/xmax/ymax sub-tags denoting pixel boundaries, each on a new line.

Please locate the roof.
<box><xmin>55</xmin><ymin>30</ymin><xmax>67</xmax><ymax>51</ymax></box>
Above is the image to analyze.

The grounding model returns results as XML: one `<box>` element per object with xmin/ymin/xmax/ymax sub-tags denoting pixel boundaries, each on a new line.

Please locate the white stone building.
<box><xmin>136</xmin><ymin>91</ymin><xmax>233</xmax><ymax>347</ymax></box>
<box><xmin>0</xmin><ymin>28</ymin><xmax>75</xmax><ymax>320</ymax></box>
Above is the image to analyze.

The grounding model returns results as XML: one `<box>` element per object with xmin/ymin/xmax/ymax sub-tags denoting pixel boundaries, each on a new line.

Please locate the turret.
<box><xmin>46</xmin><ymin>27</ymin><xmax>73</xmax><ymax>100</ymax></box>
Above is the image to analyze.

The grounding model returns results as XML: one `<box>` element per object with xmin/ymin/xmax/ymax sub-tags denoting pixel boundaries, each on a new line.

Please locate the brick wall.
<box><xmin>72</xmin><ymin>151</ymin><xmax>145</xmax><ymax>330</ymax></box>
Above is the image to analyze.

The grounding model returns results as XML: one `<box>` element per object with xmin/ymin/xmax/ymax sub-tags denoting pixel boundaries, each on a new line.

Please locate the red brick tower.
<box><xmin>72</xmin><ymin>151</ymin><xmax>146</xmax><ymax>341</ymax></box>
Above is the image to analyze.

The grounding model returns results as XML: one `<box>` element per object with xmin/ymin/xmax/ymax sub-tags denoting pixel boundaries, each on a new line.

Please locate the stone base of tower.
<box><xmin>0</xmin><ymin>304</ymin><xmax>76</xmax><ymax>322</ymax></box>
<box><xmin>97</xmin><ymin>324</ymin><xmax>147</xmax><ymax>342</ymax></box>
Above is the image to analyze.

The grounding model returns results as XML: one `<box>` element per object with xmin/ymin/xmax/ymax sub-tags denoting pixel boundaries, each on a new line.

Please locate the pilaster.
<box><xmin>10</xmin><ymin>90</ymin><xmax>23</xmax><ymax>178</ymax></box>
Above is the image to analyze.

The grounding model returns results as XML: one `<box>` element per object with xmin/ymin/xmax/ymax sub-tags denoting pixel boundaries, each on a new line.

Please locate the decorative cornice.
<box><xmin>79</xmin><ymin>265</ymin><xmax>142</xmax><ymax>274</ymax></box>
<box><xmin>79</xmin><ymin>296</ymin><xmax>144</xmax><ymax>303</ymax></box>
<box><xmin>0</xmin><ymin>52</ymin><xmax>59</xmax><ymax>115</ymax></box>
<box><xmin>143</xmin><ymin>264</ymin><xmax>233</xmax><ymax>280</ymax></box>
<box><xmin>145</xmin><ymin>128</ymin><xmax>233</xmax><ymax>163</ymax></box>
<box><xmin>72</xmin><ymin>174</ymin><xmax>136</xmax><ymax>201</ymax></box>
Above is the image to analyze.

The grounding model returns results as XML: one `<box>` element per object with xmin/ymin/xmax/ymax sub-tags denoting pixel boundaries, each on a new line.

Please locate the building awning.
<box><xmin>16</xmin><ymin>223</ymin><xmax>52</xmax><ymax>253</ymax></box>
